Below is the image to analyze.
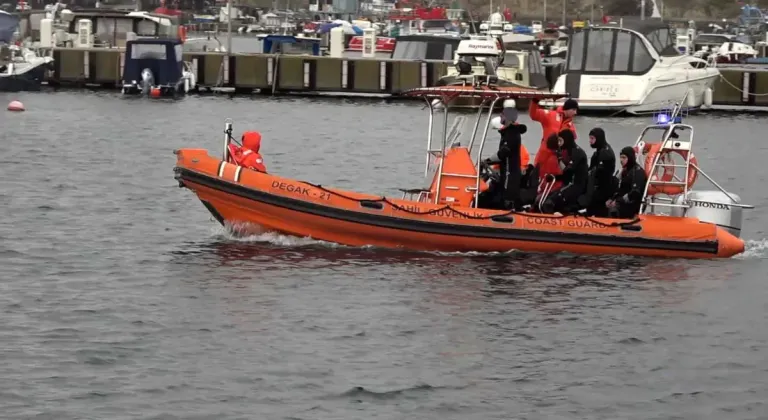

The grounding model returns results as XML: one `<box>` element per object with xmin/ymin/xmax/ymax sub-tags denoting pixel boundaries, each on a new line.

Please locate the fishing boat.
<box><xmin>173</xmin><ymin>81</ymin><xmax>753</xmax><ymax>259</ymax></box>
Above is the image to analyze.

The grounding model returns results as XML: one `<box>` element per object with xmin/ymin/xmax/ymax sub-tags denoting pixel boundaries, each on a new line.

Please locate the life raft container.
<box><xmin>642</xmin><ymin>142</ymin><xmax>698</xmax><ymax>196</ymax></box>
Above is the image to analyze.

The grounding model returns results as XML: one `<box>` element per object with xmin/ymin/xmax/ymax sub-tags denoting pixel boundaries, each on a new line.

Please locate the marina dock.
<box><xmin>48</xmin><ymin>48</ymin><xmax>768</xmax><ymax>107</ymax></box>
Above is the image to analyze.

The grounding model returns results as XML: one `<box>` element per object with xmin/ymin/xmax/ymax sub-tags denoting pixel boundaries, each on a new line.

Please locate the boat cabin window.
<box><xmin>566</xmin><ymin>29</ymin><xmax>656</xmax><ymax>75</ymax></box>
<box><xmin>131</xmin><ymin>43</ymin><xmax>166</xmax><ymax>60</ymax></box>
<box><xmin>527</xmin><ymin>53</ymin><xmax>544</xmax><ymax>75</ymax></box>
<box><xmin>646</xmin><ymin>28</ymin><xmax>676</xmax><ymax>56</ymax></box>
<box><xmin>266</xmin><ymin>40</ymin><xmax>316</xmax><ymax>55</ymax></box>
<box><xmin>421</xmin><ymin>19</ymin><xmax>453</xmax><ymax>31</ymax></box>
<box><xmin>175</xmin><ymin>44</ymin><xmax>183</xmax><ymax>62</ymax></box>
<box><xmin>503</xmin><ymin>52</ymin><xmax>520</xmax><ymax>68</ymax></box>
<box><xmin>137</xmin><ymin>19</ymin><xmax>157</xmax><ymax>36</ymax></box>
<box><xmin>392</xmin><ymin>40</ymin><xmax>457</xmax><ymax>60</ymax></box>
<box><xmin>459</xmin><ymin>55</ymin><xmax>499</xmax><ymax>69</ymax></box>
<box><xmin>695</xmin><ymin>34</ymin><xmax>732</xmax><ymax>45</ymax></box>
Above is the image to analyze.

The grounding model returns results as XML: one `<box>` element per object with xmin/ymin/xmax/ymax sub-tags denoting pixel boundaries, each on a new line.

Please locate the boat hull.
<box><xmin>174</xmin><ymin>149</ymin><xmax>744</xmax><ymax>259</ymax></box>
<box><xmin>0</xmin><ymin>62</ymin><xmax>48</xmax><ymax>92</ymax></box>
<box><xmin>552</xmin><ymin>70</ymin><xmax>719</xmax><ymax>114</ymax></box>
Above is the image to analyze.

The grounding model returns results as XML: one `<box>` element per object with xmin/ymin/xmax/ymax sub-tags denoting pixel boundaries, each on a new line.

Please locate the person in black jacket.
<box><xmin>578</xmin><ymin>127</ymin><xmax>617</xmax><ymax>217</ymax></box>
<box><xmin>478</xmin><ymin>108</ymin><xmax>528</xmax><ymax>209</ymax></box>
<box><xmin>542</xmin><ymin>129</ymin><xmax>589</xmax><ymax>214</ymax></box>
<box><xmin>608</xmin><ymin>147</ymin><xmax>648</xmax><ymax>219</ymax></box>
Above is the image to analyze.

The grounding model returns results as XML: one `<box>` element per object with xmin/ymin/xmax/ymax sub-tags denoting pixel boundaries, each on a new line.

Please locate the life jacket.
<box><xmin>235</xmin><ymin>131</ymin><xmax>267</xmax><ymax>173</ymax></box>
<box><xmin>530</xmin><ymin>101</ymin><xmax>577</xmax><ymax>166</ymax></box>
<box><xmin>520</xmin><ymin>143</ymin><xmax>530</xmax><ymax>168</ymax></box>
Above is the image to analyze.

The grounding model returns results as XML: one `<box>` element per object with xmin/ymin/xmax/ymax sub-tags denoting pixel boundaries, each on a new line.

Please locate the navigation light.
<box><xmin>655</xmin><ymin>113</ymin><xmax>682</xmax><ymax>125</ymax></box>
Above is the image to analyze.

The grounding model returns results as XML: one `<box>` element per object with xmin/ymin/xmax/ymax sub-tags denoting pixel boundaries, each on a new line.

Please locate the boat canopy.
<box><xmin>123</xmin><ymin>39</ymin><xmax>183</xmax><ymax>86</ymax></box>
<box><xmin>565</xmin><ymin>22</ymin><xmax>677</xmax><ymax>76</ymax></box>
<box><xmin>391</xmin><ymin>34</ymin><xmax>464</xmax><ymax>60</ymax></box>
<box><xmin>0</xmin><ymin>11</ymin><xmax>19</xmax><ymax>44</ymax></box>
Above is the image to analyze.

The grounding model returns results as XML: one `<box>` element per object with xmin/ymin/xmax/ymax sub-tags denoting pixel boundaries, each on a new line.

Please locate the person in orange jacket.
<box><xmin>530</xmin><ymin>98</ymin><xmax>579</xmax><ymax>166</ymax></box>
<box><xmin>236</xmin><ymin>131</ymin><xmax>267</xmax><ymax>173</ymax></box>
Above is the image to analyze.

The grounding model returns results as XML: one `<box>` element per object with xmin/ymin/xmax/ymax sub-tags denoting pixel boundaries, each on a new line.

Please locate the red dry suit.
<box><xmin>529</xmin><ymin>101</ymin><xmax>577</xmax><ymax>166</ymax></box>
<box><xmin>536</xmin><ymin>141</ymin><xmax>563</xmax><ymax>195</ymax></box>
<box><xmin>234</xmin><ymin>131</ymin><xmax>267</xmax><ymax>173</ymax></box>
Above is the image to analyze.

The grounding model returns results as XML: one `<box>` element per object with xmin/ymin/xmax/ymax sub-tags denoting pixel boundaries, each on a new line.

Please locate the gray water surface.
<box><xmin>1</xmin><ymin>91</ymin><xmax>767</xmax><ymax>419</ymax></box>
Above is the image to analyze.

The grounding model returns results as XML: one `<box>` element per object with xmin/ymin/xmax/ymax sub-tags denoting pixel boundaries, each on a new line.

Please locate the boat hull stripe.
<box><xmin>234</xmin><ymin>166</ymin><xmax>242</xmax><ymax>183</ymax></box>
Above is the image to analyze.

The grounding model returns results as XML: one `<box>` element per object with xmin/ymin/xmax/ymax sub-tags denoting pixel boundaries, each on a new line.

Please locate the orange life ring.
<box><xmin>642</xmin><ymin>142</ymin><xmax>698</xmax><ymax>196</ymax></box>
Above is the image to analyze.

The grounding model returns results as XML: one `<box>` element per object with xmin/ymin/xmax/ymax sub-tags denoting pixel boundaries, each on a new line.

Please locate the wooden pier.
<box><xmin>48</xmin><ymin>48</ymin><xmax>768</xmax><ymax>107</ymax></box>
<box><xmin>49</xmin><ymin>48</ymin><xmax>451</xmax><ymax>95</ymax></box>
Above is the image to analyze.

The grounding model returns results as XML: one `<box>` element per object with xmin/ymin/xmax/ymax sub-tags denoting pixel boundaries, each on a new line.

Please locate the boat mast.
<box><xmin>641</xmin><ymin>0</ymin><xmax>645</xmax><ymax>20</ymax></box>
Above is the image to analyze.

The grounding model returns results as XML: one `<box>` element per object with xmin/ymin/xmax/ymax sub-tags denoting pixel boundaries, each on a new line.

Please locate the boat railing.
<box><xmin>635</xmin><ymin>97</ymin><xmax>754</xmax><ymax>214</ymax></box>
<box><xmin>399</xmin><ymin>84</ymin><xmax>568</xmax><ymax>207</ymax></box>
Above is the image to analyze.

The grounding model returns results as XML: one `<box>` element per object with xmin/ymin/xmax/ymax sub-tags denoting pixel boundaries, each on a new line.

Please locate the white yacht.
<box><xmin>552</xmin><ymin>21</ymin><xmax>719</xmax><ymax>114</ymax></box>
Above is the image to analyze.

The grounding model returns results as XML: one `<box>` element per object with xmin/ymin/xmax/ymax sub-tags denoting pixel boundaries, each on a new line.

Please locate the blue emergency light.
<box><xmin>655</xmin><ymin>113</ymin><xmax>682</xmax><ymax>125</ymax></box>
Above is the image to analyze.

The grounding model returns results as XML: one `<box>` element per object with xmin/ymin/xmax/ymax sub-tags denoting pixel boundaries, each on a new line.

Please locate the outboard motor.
<box><xmin>140</xmin><ymin>68</ymin><xmax>154</xmax><ymax>95</ymax></box>
<box><xmin>671</xmin><ymin>191</ymin><xmax>744</xmax><ymax>237</ymax></box>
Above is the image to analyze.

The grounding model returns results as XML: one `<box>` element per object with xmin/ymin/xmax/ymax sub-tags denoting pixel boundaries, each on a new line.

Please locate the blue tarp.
<box><xmin>0</xmin><ymin>11</ymin><xmax>19</xmax><ymax>44</ymax></box>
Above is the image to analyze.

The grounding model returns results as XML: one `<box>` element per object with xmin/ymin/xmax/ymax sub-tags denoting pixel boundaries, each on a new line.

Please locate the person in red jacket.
<box><xmin>535</xmin><ymin>133</ymin><xmax>564</xmax><ymax>209</ymax></box>
<box><xmin>237</xmin><ymin>131</ymin><xmax>267</xmax><ymax>173</ymax></box>
<box><xmin>530</xmin><ymin>98</ymin><xmax>579</xmax><ymax>166</ymax></box>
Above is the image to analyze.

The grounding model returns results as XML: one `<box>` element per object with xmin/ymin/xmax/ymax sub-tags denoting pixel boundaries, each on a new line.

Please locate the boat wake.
<box><xmin>212</xmin><ymin>223</ymin><xmax>343</xmax><ymax>248</ymax></box>
<box><xmin>737</xmin><ymin>239</ymin><xmax>768</xmax><ymax>259</ymax></box>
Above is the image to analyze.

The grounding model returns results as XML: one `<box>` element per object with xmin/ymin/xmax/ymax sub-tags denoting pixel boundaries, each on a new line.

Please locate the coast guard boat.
<box><xmin>173</xmin><ymin>78</ymin><xmax>753</xmax><ymax>259</ymax></box>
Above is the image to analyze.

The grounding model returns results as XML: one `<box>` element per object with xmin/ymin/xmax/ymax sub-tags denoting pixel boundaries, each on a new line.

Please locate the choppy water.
<box><xmin>2</xmin><ymin>90</ymin><xmax>768</xmax><ymax>419</ymax></box>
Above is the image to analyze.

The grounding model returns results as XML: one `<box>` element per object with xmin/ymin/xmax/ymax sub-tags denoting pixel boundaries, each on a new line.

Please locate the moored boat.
<box><xmin>174</xmin><ymin>83</ymin><xmax>753</xmax><ymax>259</ymax></box>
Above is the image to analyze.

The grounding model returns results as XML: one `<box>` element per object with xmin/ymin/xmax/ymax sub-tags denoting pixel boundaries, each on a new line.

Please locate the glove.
<box><xmin>497</xmin><ymin>145</ymin><xmax>511</xmax><ymax>160</ymax></box>
<box><xmin>545</xmin><ymin>174</ymin><xmax>555</xmax><ymax>182</ymax></box>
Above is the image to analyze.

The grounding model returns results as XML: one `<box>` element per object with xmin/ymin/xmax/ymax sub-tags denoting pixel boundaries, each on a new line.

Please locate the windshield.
<box><xmin>268</xmin><ymin>41</ymin><xmax>315</xmax><ymax>55</ymax></box>
<box><xmin>392</xmin><ymin>40</ymin><xmax>456</xmax><ymax>60</ymax></box>
<box><xmin>566</xmin><ymin>29</ymin><xmax>655</xmax><ymax>75</ymax></box>
<box><xmin>459</xmin><ymin>55</ymin><xmax>498</xmax><ymax>68</ymax></box>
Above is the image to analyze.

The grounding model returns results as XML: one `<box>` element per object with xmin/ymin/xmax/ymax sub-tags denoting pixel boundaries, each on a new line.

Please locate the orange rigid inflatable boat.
<box><xmin>174</xmin><ymin>86</ymin><xmax>752</xmax><ymax>259</ymax></box>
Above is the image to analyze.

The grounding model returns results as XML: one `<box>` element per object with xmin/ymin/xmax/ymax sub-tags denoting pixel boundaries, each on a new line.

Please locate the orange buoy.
<box><xmin>150</xmin><ymin>87</ymin><xmax>162</xmax><ymax>98</ymax></box>
<box><xmin>7</xmin><ymin>100</ymin><xmax>24</xmax><ymax>112</ymax></box>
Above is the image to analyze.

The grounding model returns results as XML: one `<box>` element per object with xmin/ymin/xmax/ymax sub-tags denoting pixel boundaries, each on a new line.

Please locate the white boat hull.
<box><xmin>552</xmin><ymin>65</ymin><xmax>720</xmax><ymax>114</ymax></box>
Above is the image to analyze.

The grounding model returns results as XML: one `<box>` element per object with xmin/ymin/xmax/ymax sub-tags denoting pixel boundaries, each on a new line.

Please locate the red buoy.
<box><xmin>150</xmin><ymin>88</ymin><xmax>161</xmax><ymax>98</ymax></box>
<box><xmin>7</xmin><ymin>100</ymin><xmax>24</xmax><ymax>112</ymax></box>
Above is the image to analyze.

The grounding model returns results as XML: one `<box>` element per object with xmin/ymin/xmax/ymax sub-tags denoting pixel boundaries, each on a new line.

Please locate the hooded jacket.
<box><xmin>557</xmin><ymin>129</ymin><xmax>589</xmax><ymax>202</ymax></box>
<box><xmin>239</xmin><ymin>131</ymin><xmax>267</xmax><ymax>173</ymax></box>
<box><xmin>495</xmin><ymin>122</ymin><xmax>528</xmax><ymax>206</ymax></box>
<box><xmin>613</xmin><ymin>146</ymin><xmax>647</xmax><ymax>208</ymax></box>
<box><xmin>588</xmin><ymin>128</ymin><xmax>616</xmax><ymax>195</ymax></box>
